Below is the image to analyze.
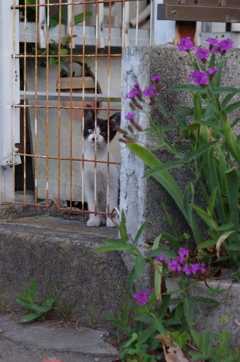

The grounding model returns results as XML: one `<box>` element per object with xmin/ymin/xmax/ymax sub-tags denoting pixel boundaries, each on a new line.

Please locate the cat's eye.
<box><xmin>101</xmin><ymin>132</ymin><xmax>106</xmax><ymax>137</ymax></box>
<box><xmin>88</xmin><ymin>129</ymin><xmax>94</xmax><ymax>134</ymax></box>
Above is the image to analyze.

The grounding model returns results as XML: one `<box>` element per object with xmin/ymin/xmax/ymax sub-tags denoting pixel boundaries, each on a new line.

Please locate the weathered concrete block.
<box><xmin>120</xmin><ymin>46</ymin><xmax>240</xmax><ymax>254</ymax></box>
<box><xmin>166</xmin><ymin>275</ymin><xmax>240</xmax><ymax>348</ymax></box>
<box><xmin>0</xmin><ymin>214</ymin><xmax>129</xmax><ymax>331</ymax></box>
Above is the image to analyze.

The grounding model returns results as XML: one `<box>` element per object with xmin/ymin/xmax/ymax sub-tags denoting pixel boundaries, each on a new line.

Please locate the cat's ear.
<box><xmin>84</xmin><ymin>105</ymin><xmax>94</xmax><ymax>123</ymax></box>
<box><xmin>109</xmin><ymin>112</ymin><xmax>121</xmax><ymax>132</ymax></box>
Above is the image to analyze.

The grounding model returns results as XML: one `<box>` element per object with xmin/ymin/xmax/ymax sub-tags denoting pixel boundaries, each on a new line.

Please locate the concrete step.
<box><xmin>0</xmin><ymin>206</ymin><xmax>129</xmax><ymax>332</ymax></box>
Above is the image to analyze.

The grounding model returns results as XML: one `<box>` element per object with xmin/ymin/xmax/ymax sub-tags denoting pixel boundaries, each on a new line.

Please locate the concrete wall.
<box><xmin>120</xmin><ymin>46</ymin><xmax>240</xmax><ymax>258</ymax></box>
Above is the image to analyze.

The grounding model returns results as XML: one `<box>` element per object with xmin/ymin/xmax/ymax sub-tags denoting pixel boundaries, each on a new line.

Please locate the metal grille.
<box><xmin>4</xmin><ymin>0</ymin><xmax>150</xmax><ymax>218</ymax></box>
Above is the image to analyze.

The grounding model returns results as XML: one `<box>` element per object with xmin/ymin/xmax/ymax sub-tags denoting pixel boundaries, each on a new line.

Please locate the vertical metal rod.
<box><xmin>94</xmin><ymin>0</ymin><xmax>99</xmax><ymax>215</ymax></box>
<box><xmin>13</xmin><ymin>0</ymin><xmax>20</xmax><ymax>204</ymax></box>
<box><xmin>68</xmin><ymin>0</ymin><xmax>75</xmax><ymax>48</ymax></box>
<box><xmin>57</xmin><ymin>0</ymin><xmax>63</xmax><ymax>210</ymax></box>
<box><xmin>68</xmin><ymin>0</ymin><xmax>74</xmax><ymax>212</ymax></box>
<box><xmin>81</xmin><ymin>0</ymin><xmax>87</xmax><ymax>215</ymax></box>
<box><xmin>23</xmin><ymin>0</ymin><xmax>28</xmax><ymax>204</ymax></box>
<box><xmin>135</xmin><ymin>0</ymin><xmax>139</xmax><ymax>46</ymax></box>
<box><xmin>34</xmin><ymin>2</ymin><xmax>39</xmax><ymax>205</ymax></box>
<box><xmin>45</xmin><ymin>0</ymin><xmax>50</xmax><ymax>205</ymax></box>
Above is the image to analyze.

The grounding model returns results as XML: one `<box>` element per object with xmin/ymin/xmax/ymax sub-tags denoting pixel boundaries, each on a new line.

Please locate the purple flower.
<box><xmin>125</xmin><ymin>88</ymin><xmax>139</xmax><ymax>99</ymax></box>
<box><xmin>207</xmin><ymin>68</ymin><xmax>219</xmax><ymax>75</ymax></box>
<box><xmin>151</xmin><ymin>75</ymin><xmax>162</xmax><ymax>82</ymax></box>
<box><xmin>178</xmin><ymin>37</ymin><xmax>195</xmax><ymax>52</ymax></box>
<box><xmin>199</xmin><ymin>263</ymin><xmax>206</xmax><ymax>273</ymax></box>
<box><xmin>206</xmin><ymin>37</ymin><xmax>219</xmax><ymax>46</ymax></box>
<box><xmin>218</xmin><ymin>39</ymin><xmax>234</xmax><ymax>52</ymax></box>
<box><xmin>178</xmin><ymin>248</ymin><xmax>189</xmax><ymax>257</ymax></box>
<box><xmin>155</xmin><ymin>254</ymin><xmax>165</xmax><ymax>262</ymax></box>
<box><xmin>195</xmin><ymin>47</ymin><xmax>210</xmax><ymax>61</ymax></box>
<box><xmin>143</xmin><ymin>86</ymin><xmax>156</xmax><ymax>98</ymax></box>
<box><xmin>189</xmin><ymin>70</ymin><xmax>209</xmax><ymax>86</ymax></box>
<box><xmin>134</xmin><ymin>289</ymin><xmax>153</xmax><ymax>306</ymax></box>
<box><xmin>190</xmin><ymin>263</ymin><xmax>200</xmax><ymax>274</ymax></box>
<box><xmin>157</xmin><ymin>103</ymin><xmax>161</xmax><ymax>108</ymax></box>
<box><xmin>0</xmin><ymin>319</ymin><xmax>3</xmax><ymax>322</ymax></box>
<box><xmin>125</xmin><ymin>112</ymin><xmax>136</xmax><ymax>120</ymax></box>
<box><xmin>168</xmin><ymin>259</ymin><xmax>182</xmax><ymax>272</ymax></box>
<box><xmin>183</xmin><ymin>264</ymin><xmax>192</xmax><ymax>275</ymax></box>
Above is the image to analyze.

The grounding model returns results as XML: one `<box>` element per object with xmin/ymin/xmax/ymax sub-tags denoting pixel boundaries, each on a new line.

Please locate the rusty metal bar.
<box><xmin>157</xmin><ymin>3</ymin><xmax>240</xmax><ymax>22</ymax></box>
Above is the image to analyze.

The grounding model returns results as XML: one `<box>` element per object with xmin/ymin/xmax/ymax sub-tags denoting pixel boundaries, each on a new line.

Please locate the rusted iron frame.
<box><xmin>68</xmin><ymin>0</ymin><xmax>74</xmax><ymax>213</ymax></box>
<box><xmin>15</xmin><ymin>104</ymin><xmax>121</xmax><ymax>111</ymax></box>
<box><xmin>13</xmin><ymin>0</ymin><xmax>141</xmax><ymax>8</ymax></box>
<box><xmin>34</xmin><ymin>1</ymin><xmax>39</xmax><ymax>205</ymax></box>
<box><xmin>57</xmin><ymin>1</ymin><xmax>63</xmax><ymax>209</ymax></box>
<box><xmin>14</xmin><ymin>153</ymin><xmax>120</xmax><ymax>166</ymax></box>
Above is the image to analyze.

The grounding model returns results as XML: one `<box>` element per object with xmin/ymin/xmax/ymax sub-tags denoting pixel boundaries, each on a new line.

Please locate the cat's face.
<box><xmin>84</xmin><ymin>106</ymin><xmax>121</xmax><ymax>148</ymax></box>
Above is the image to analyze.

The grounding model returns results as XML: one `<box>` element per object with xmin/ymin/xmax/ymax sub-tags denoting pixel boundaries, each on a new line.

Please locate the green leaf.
<box><xmin>191</xmin><ymin>204</ymin><xmax>218</xmax><ymax>230</ymax></box>
<box><xmin>193</xmin><ymin>92</ymin><xmax>202</xmax><ymax>121</ymax></box>
<box><xmin>163</xmin><ymin>289</ymin><xmax>184</xmax><ymax>296</ymax></box>
<box><xmin>183</xmin><ymin>297</ymin><xmax>193</xmax><ymax>327</ymax></box>
<box><xmin>14</xmin><ymin>298</ymin><xmax>37</xmax><ymax>311</ymax></box>
<box><xmin>152</xmin><ymin>317</ymin><xmax>167</xmax><ymax>336</ymax></box>
<box><xmin>93</xmin><ymin>245</ymin><xmax>130</xmax><ymax>252</ymax></box>
<box><xmin>149</xmin><ymin>248</ymin><xmax>176</xmax><ymax>259</ymax></box>
<box><xmin>74</xmin><ymin>11</ymin><xmax>92</xmax><ymax>25</ymax></box>
<box><xmin>124</xmin><ymin>332</ymin><xmax>139</xmax><ymax>348</ymax></box>
<box><xmin>190</xmin><ymin>296</ymin><xmax>219</xmax><ymax>307</ymax></box>
<box><xmin>223</xmin><ymin>101</ymin><xmax>240</xmax><ymax>115</ymax></box>
<box><xmin>225</xmin><ymin>121</ymin><xmax>240</xmax><ymax>165</ymax></box>
<box><xmin>43</xmin><ymin>298</ymin><xmax>55</xmax><ymax>307</ymax></box>
<box><xmin>213</xmin><ymin>86</ymin><xmax>240</xmax><ymax>94</ymax></box>
<box><xmin>137</xmin><ymin>323</ymin><xmax>157</xmax><ymax>344</ymax></box>
<box><xmin>60</xmin><ymin>63</ymin><xmax>70</xmax><ymax>74</ymax></box>
<box><xmin>29</xmin><ymin>277</ymin><xmax>36</xmax><ymax>303</ymax></box>
<box><xmin>20</xmin><ymin>313</ymin><xmax>41</xmax><ymax>323</ymax></box>
<box><xmin>135</xmin><ymin>314</ymin><xmax>154</xmax><ymax>323</ymax></box>
<box><xmin>126</xmin><ymin>143</ymin><xmax>202</xmax><ymax>245</ymax></box>
<box><xmin>126</xmin><ymin>267</ymin><xmax>137</xmax><ymax>291</ymax></box>
<box><xmin>135</xmin><ymin>255</ymin><xmax>145</xmax><ymax>276</ymax></box>
<box><xmin>152</xmin><ymin>233</ymin><xmax>179</xmax><ymax>252</ymax></box>
<box><xmin>107</xmin><ymin>315</ymin><xmax>132</xmax><ymax>336</ymax></box>
<box><xmin>190</xmin><ymin>328</ymin><xmax>201</xmax><ymax>348</ymax></box>
<box><xmin>133</xmin><ymin>220</ymin><xmax>148</xmax><ymax>246</ymax></box>
<box><xmin>158</xmin><ymin>295</ymin><xmax>171</xmax><ymax>319</ymax></box>
<box><xmin>170</xmin><ymin>84</ymin><xmax>207</xmax><ymax>94</ymax></box>
<box><xmin>172</xmin><ymin>331</ymin><xmax>190</xmax><ymax>349</ymax></box>
<box><xmin>225</xmin><ymin>168</ymin><xmax>239</xmax><ymax>232</ymax></box>
<box><xmin>186</xmin><ymin>141</ymin><xmax>218</xmax><ymax>162</ymax></box>
<box><xmin>144</xmin><ymin>161</ymin><xmax>185</xmax><ymax>177</ymax></box>
<box><xmin>198</xmin><ymin>238</ymin><xmax>217</xmax><ymax>249</ymax></box>
<box><xmin>35</xmin><ymin>305</ymin><xmax>51</xmax><ymax>314</ymax></box>
<box><xmin>174</xmin><ymin>303</ymin><xmax>184</xmax><ymax>320</ymax></box>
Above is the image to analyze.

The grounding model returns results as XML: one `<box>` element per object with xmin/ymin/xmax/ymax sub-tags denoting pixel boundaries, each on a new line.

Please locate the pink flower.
<box><xmin>206</xmin><ymin>37</ymin><xmax>219</xmax><ymax>46</ymax></box>
<box><xmin>195</xmin><ymin>47</ymin><xmax>210</xmax><ymax>60</ymax></box>
<box><xmin>143</xmin><ymin>86</ymin><xmax>156</xmax><ymax>98</ymax></box>
<box><xmin>207</xmin><ymin>68</ymin><xmax>219</xmax><ymax>75</ymax></box>
<box><xmin>151</xmin><ymin>75</ymin><xmax>162</xmax><ymax>82</ymax></box>
<box><xmin>155</xmin><ymin>254</ymin><xmax>165</xmax><ymax>262</ymax></box>
<box><xmin>134</xmin><ymin>289</ymin><xmax>153</xmax><ymax>306</ymax></box>
<box><xmin>125</xmin><ymin>112</ymin><xmax>136</xmax><ymax>120</ymax></box>
<box><xmin>218</xmin><ymin>39</ymin><xmax>234</xmax><ymax>51</ymax></box>
<box><xmin>178</xmin><ymin>37</ymin><xmax>195</xmax><ymax>52</ymax></box>
<box><xmin>189</xmin><ymin>70</ymin><xmax>209</xmax><ymax>86</ymax></box>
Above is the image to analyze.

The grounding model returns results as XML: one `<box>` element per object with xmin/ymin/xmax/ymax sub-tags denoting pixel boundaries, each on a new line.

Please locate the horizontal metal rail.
<box><xmin>19</xmin><ymin>22</ymin><xmax>150</xmax><ymax>47</ymax></box>
<box><xmin>19</xmin><ymin>91</ymin><xmax>121</xmax><ymax>102</ymax></box>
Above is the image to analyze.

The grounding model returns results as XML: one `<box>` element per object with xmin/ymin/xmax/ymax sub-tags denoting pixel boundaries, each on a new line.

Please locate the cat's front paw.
<box><xmin>106</xmin><ymin>217</ymin><xmax>117</xmax><ymax>228</ymax></box>
<box><xmin>87</xmin><ymin>215</ymin><xmax>102</xmax><ymax>227</ymax></box>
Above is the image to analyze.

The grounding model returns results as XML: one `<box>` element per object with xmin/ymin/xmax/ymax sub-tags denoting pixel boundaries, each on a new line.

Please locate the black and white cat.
<box><xmin>82</xmin><ymin>106</ymin><xmax>121</xmax><ymax>227</ymax></box>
